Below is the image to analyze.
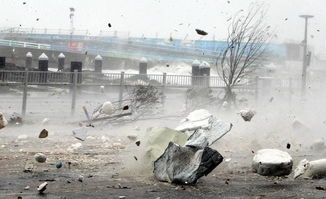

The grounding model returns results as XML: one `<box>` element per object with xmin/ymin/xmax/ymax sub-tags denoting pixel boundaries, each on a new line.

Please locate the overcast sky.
<box><xmin>1</xmin><ymin>0</ymin><xmax>326</xmax><ymax>54</ymax></box>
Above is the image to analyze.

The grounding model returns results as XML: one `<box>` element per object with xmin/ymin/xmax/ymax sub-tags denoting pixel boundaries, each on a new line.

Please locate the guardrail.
<box><xmin>0</xmin><ymin>39</ymin><xmax>51</xmax><ymax>50</ymax></box>
<box><xmin>0</xmin><ymin>70</ymin><xmax>234</xmax><ymax>88</ymax></box>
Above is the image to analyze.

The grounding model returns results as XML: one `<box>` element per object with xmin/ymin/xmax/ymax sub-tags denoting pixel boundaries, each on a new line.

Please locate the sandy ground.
<box><xmin>1</xmin><ymin>85</ymin><xmax>326</xmax><ymax>198</ymax></box>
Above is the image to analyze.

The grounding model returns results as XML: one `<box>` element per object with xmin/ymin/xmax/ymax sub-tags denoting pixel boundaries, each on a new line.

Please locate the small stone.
<box><xmin>78</xmin><ymin>175</ymin><xmax>84</xmax><ymax>182</ymax></box>
<box><xmin>240</xmin><ymin>109</ymin><xmax>255</xmax><ymax>122</ymax></box>
<box><xmin>55</xmin><ymin>162</ymin><xmax>63</xmax><ymax>169</ymax></box>
<box><xmin>24</xmin><ymin>186</ymin><xmax>30</xmax><ymax>190</ymax></box>
<box><xmin>39</xmin><ymin>129</ymin><xmax>48</xmax><ymax>138</ymax></box>
<box><xmin>37</xmin><ymin>182</ymin><xmax>48</xmax><ymax>193</ymax></box>
<box><xmin>34</xmin><ymin>153</ymin><xmax>47</xmax><ymax>163</ymax></box>
<box><xmin>119</xmin><ymin>196</ymin><xmax>126</xmax><ymax>199</ymax></box>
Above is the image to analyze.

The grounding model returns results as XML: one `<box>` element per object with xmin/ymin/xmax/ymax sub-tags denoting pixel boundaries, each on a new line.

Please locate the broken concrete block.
<box><xmin>154</xmin><ymin>142</ymin><xmax>223</xmax><ymax>185</ymax></box>
<box><xmin>0</xmin><ymin>112</ymin><xmax>8</xmax><ymax>129</ymax></box>
<box><xmin>175</xmin><ymin>109</ymin><xmax>212</xmax><ymax>132</ymax></box>
<box><xmin>37</xmin><ymin>182</ymin><xmax>47</xmax><ymax>193</ymax></box>
<box><xmin>294</xmin><ymin>159</ymin><xmax>326</xmax><ymax>179</ymax></box>
<box><xmin>72</xmin><ymin>127</ymin><xmax>87</xmax><ymax>141</ymax></box>
<box><xmin>240</xmin><ymin>109</ymin><xmax>255</xmax><ymax>122</ymax></box>
<box><xmin>185</xmin><ymin>118</ymin><xmax>232</xmax><ymax>148</ymax></box>
<box><xmin>34</xmin><ymin>153</ymin><xmax>47</xmax><ymax>163</ymax></box>
<box><xmin>39</xmin><ymin>129</ymin><xmax>48</xmax><ymax>138</ymax></box>
<box><xmin>252</xmin><ymin>149</ymin><xmax>293</xmax><ymax>176</ymax></box>
<box><xmin>144</xmin><ymin>127</ymin><xmax>188</xmax><ymax>161</ymax></box>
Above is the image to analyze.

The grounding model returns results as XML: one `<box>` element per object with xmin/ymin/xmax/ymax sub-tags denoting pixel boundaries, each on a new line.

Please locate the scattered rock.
<box><xmin>0</xmin><ymin>112</ymin><xmax>8</xmax><ymax>129</ymax></box>
<box><xmin>154</xmin><ymin>142</ymin><xmax>223</xmax><ymax>185</ymax></box>
<box><xmin>127</xmin><ymin>135</ymin><xmax>137</xmax><ymax>141</ymax></box>
<box><xmin>119</xmin><ymin>196</ymin><xmax>126</xmax><ymax>199</ymax></box>
<box><xmin>39</xmin><ymin>129</ymin><xmax>48</xmax><ymax>138</ymax></box>
<box><xmin>240</xmin><ymin>109</ymin><xmax>255</xmax><ymax>122</ymax></box>
<box><xmin>252</xmin><ymin>149</ymin><xmax>293</xmax><ymax>176</ymax></box>
<box><xmin>55</xmin><ymin>162</ymin><xmax>63</xmax><ymax>169</ymax></box>
<box><xmin>78</xmin><ymin>175</ymin><xmax>84</xmax><ymax>182</ymax></box>
<box><xmin>135</xmin><ymin>141</ymin><xmax>141</xmax><ymax>146</ymax></box>
<box><xmin>316</xmin><ymin>186</ymin><xmax>326</xmax><ymax>191</ymax></box>
<box><xmin>37</xmin><ymin>182</ymin><xmax>47</xmax><ymax>193</ymax></box>
<box><xmin>286</xmin><ymin>143</ymin><xmax>291</xmax><ymax>149</ymax></box>
<box><xmin>294</xmin><ymin>159</ymin><xmax>326</xmax><ymax>179</ymax></box>
<box><xmin>42</xmin><ymin>118</ymin><xmax>50</xmax><ymax>125</ymax></box>
<box><xmin>9</xmin><ymin>112</ymin><xmax>23</xmax><ymax>125</ymax></box>
<box><xmin>34</xmin><ymin>153</ymin><xmax>47</xmax><ymax>163</ymax></box>
<box><xmin>72</xmin><ymin>127</ymin><xmax>87</xmax><ymax>141</ymax></box>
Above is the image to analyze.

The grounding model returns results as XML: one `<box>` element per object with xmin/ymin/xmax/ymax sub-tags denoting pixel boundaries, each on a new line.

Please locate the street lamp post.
<box><xmin>299</xmin><ymin>15</ymin><xmax>314</xmax><ymax>97</ymax></box>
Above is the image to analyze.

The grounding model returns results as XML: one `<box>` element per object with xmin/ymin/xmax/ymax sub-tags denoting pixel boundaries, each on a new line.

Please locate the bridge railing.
<box><xmin>0</xmin><ymin>39</ymin><xmax>51</xmax><ymax>50</ymax></box>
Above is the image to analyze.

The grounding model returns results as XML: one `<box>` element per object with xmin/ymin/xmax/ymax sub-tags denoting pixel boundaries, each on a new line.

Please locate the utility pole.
<box><xmin>299</xmin><ymin>15</ymin><xmax>314</xmax><ymax>97</ymax></box>
<box><xmin>69</xmin><ymin>7</ymin><xmax>75</xmax><ymax>50</ymax></box>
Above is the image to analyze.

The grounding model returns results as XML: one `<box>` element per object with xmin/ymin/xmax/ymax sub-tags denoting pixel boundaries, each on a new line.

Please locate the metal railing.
<box><xmin>0</xmin><ymin>70</ymin><xmax>235</xmax><ymax>88</ymax></box>
<box><xmin>0</xmin><ymin>39</ymin><xmax>51</xmax><ymax>50</ymax></box>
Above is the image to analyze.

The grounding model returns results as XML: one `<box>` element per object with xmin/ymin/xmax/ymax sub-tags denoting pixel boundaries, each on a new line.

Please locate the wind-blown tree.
<box><xmin>216</xmin><ymin>3</ymin><xmax>272</xmax><ymax>105</ymax></box>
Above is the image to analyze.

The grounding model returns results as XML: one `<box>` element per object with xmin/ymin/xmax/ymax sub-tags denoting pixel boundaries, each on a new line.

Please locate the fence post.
<box><xmin>192</xmin><ymin>60</ymin><xmax>200</xmax><ymax>87</ymax></box>
<box><xmin>22</xmin><ymin>68</ymin><xmax>29</xmax><ymax>116</ymax></box>
<box><xmin>139</xmin><ymin>57</ymin><xmax>147</xmax><ymax>75</ymax></box>
<box><xmin>119</xmin><ymin>72</ymin><xmax>125</xmax><ymax>108</ymax></box>
<box><xmin>58</xmin><ymin>53</ymin><xmax>65</xmax><ymax>71</ymax></box>
<box><xmin>71</xmin><ymin>69</ymin><xmax>78</xmax><ymax>115</ymax></box>
<box><xmin>25</xmin><ymin>52</ymin><xmax>32</xmax><ymax>70</ymax></box>
<box><xmin>38</xmin><ymin>53</ymin><xmax>48</xmax><ymax>83</ymax></box>
<box><xmin>199</xmin><ymin>61</ymin><xmax>210</xmax><ymax>88</ymax></box>
<box><xmin>162</xmin><ymin>72</ymin><xmax>167</xmax><ymax>107</ymax></box>
<box><xmin>95</xmin><ymin>55</ymin><xmax>103</xmax><ymax>73</ymax></box>
<box><xmin>255</xmin><ymin>76</ymin><xmax>259</xmax><ymax>104</ymax></box>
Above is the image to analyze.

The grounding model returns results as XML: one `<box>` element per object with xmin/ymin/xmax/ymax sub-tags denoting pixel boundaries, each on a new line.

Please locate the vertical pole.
<box><xmin>255</xmin><ymin>76</ymin><xmax>259</xmax><ymax>105</ymax></box>
<box><xmin>71</xmin><ymin>69</ymin><xmax>78</xmax><ymax>115</ymax></box>
<box><xmin>162</xmin><ymin>72</ymin><xmax>167</xmax><ymax>108</ymax></box>
<box><xmin>119</xmin><ymin>72</ymin><xmax>125</xmax><ymax>108</ymax></box>
<box><xmin>301</xmin><ymin>17</ymin><xmax>308</xmax><ymax>97</ymax></box>
<box><xmin>22</xmin><ymin>69</ymin><xmax>28</xmax><ymax>116</ymax></box>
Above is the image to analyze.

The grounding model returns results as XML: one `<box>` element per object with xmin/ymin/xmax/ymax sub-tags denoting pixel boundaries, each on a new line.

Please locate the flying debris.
<box><xmin>108</xmin><ymin>23</ymin><xmax>112</xmax><ymax>28</ymax></box>
<box><xmin>195</xmin><ymin>29</ymin><xmax>208</xmax><ymax>36</ymax></box>
<box><xmin>23</xmin><ymin>2</ymin><xmax>26</xmax><ymax>5</ymax></box>
<box><xmin>285</xmin><ymin>18</ymin><xmax>288</xmax><ymax>21</ymax></box>
<box><xmin>36</xmin><ymin>18</ymin><xmax>39</xmax><ymax>21</ymax></box>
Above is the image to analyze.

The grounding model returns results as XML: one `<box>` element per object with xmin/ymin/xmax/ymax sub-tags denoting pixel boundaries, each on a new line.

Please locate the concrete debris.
<box><xmin>37</xmin><ymin>182</ymin><xmax>48</xmax><ymax>193</ymax></box>
<box><xmin>154</xmin><ymin>142</ymin><xmax>223</xmax><ymax>185</ymax></box>
<box><xmin>252</xmin><ymin>149</ymin><xmax>293</xmax><ymax>176</ymax></box>
<box><xmin>0</xmin><ymin>112</ymin><xmax>8</xmax><ymax>129</ymax></box>
<box><xmin>39</xmin><ymin>129</ymin><xmax>48</xmax><ymax>138</ymax></box>
<box><xmin>9</xmin><ymin>112</ymin><xmax>23</xmax><ymax>125</ymax></box>
<box><xmin>176</xmin><ymin>109</ymin><xmax>212</xmax><ymax>132</ymax></box>
<box><xmin>72</xmin><ymin>127</ymin><xmax>88</xmax><ymax>141</ymax></box>
<box><xmin>240</xmin><ymin>109</ymin><xmax>255</xmax><ymax>122</ymax></box>
<box><xmin>294</xmin><ymin>159</ymin><xmax>326</xmax><ymax>179</ymax></box>
<box><xmin>144</xmin><ymin>127</ymin><xmax>187</xmax><ymax>161</ymax></box>
<box><xmin>42</xmin><ymin>118</ymin><xmax>50</xmax><ymax>125</ymax></box>
<box><xmin>185</xmin><ymin>118</ymin><xmax>232</xmax><ymax>148</ymax></box>
<box><xmin>34</xmin><ymin>153</ymin><xmax>47</xmax><ymax>163</ymax></box>
<box><xmin>127</xmin><ymin>135</ymin><xmax>137</xmax><ymax>141</ymax></box>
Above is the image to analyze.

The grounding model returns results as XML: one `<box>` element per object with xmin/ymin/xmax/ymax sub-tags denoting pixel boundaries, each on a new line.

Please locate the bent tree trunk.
<box><xmin>223</xmin><ymin>86</ymin><xmax>236</xmax><ymax>106</ymax></box>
